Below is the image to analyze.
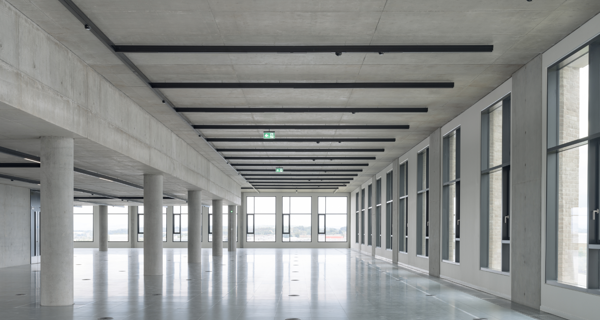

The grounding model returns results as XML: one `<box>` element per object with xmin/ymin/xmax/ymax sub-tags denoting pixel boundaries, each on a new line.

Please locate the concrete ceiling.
<box><xmin>5</xmin><ymin>0</ymin><xmax>600</xmax><ymax>193</ymax></box>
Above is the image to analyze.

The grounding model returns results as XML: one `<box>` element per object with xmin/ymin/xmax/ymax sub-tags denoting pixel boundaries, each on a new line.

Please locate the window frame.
<box><xmin>73</xmin><ymin>206</ymin><xmax>94</xmax><ymax>242</ymax></box>
<box><xmin>245</xmin><ymin>196</ymin><xmax>276</xmax><ymax>243</ymax></box>
<box><xmin>282</xmin><ymin>196</ymin><xmax>312</xmax><ymax>243</ymax></box>
<box><xmin>399</xmin><ymin>161</ymin><xmax>409</xmax><ymax>253</ymax></box>
<box><xmin>318</xmin><ymin>196</ymin><xmax>348</xmax><ymax>243</ymax></box>
<box><xmin>443</xmin><ymin>128</ymin><xmax>461</xmax><ymax>263</ymax></box>
<box><xmin>386</xmin><ymin>170</ymin><xmax>394</xmax><ymax>250</ymax></box>
<box><xmin>417</xmin><ymin>148</ymin><xmax>430</xmax><ymax>257</ymax></box>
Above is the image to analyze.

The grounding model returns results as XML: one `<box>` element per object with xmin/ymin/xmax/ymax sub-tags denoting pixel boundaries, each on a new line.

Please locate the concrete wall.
<box><xmin>0</xmin><ymin>0</ymin><xmax>240</xmax><ymax>204</ymax></box>
<box><xmin>0</xmin><ymin>183</ymin><xmax>30</xmax><ymax>268</ymax></box>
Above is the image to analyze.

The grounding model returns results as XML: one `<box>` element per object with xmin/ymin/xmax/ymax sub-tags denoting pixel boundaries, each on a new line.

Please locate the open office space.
<box><xmin>1</xmin><ymin>1</ymin><xmax>600</xmax><ymax>319</ymax></box>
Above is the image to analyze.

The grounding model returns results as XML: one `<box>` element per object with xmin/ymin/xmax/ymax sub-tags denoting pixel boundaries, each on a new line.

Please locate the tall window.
<box><xmin>376</xmin><ymin>179</ymin><xmax>382</xmax><ymax>247</ymax></box>
<box><xmin>361</xmin><ymin>188</ymin><xmax>365</xmax><ymax>244</ymax></box>
<box><xmin>246</xmin><ymin>197</ymin><xmax>276</xmax><ymax>242</ymax></box>
<box><xmin>173</xmin><ymin>206</ymin><xmax>188</xmax><ymax>242</ymax></box>
<box><xmin>137</xmin><ymin>206</ymin><xmax>166</xmax><ymax>242</ymax></box>
<box><xmin>283</xmin><ymin>197</ymin><xmax>312</xmax><ymax>242</ymax></box>
<box><xmin>208</xmin><ymin>205</ymin><xmax>228</xmax><ymax>242</ymax></box>
<box><xmin>368</xmin><ymin>184</ymin><xmax>373</xmax><ymax>246</ymax></box>
<box><xmin>108</xmin><ymin>206</ymin><xmax>128</xmax><ymax>242</ymax></box>
<box><xmin>74</xmin><ymin>206</ymin><xmax>93</xmax><ymax>242</ymax></box>
<box><xmin>319</xmin><ymin>197</ymin><xmax>348</xmax><ymax>242</ymax></box>
<box><xmin>481</xmin><ymin>96</ymin><xmax>511</xmax><ymax>272</ymax></box>
<box><xmin>547</xmin><ymin>43</ymin><xmax>599</xmax><ymax>289</ymax></box>
<box><xmin>355</xmin><ymin>193</ymin><xmax>359</xmax><ymax>244</ymax></box>
<box><xmin>399</xmin><ymin>162</ymin><xmax>408</xmax><ymax>253</ymax></box>
<box><xmin>417</xmin><ymin>149</ymin><xmax>429</xmax><ymax>256</ymax></box>
<box><xmin>386</xmin><ymin>170</ymin><xmax>393</xmax><ymax>250</ymax></box>
<box><xmin>443</xmin><ymin>128</ymin><xmax>461</xmax><ymax>263</ymax></box>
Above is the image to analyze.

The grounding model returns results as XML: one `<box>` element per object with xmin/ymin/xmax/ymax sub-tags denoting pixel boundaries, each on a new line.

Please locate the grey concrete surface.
<box><xmin>0</xmin><ymin>183</ymin><xmax>30</xmax><ymax>268</ymax></box>
<box><xmin>392</xmin><ymin>158</ymin><xmax>400</xmax><ymax>264</ymax></box>
<box><xmin>228</xmin><ymin>205</ymin><xmax>236</xmax><ymax>252</ymax></box>
<box><xmin>187</xmin><ymin>190</ymin><xmax>202</xmax><ymax>264</ymax></box>
<box><xmin>40</xmin><ymin>137</ymin><xmax>74</xmax><ymax>306</ymax></box>
<box><xmin>212</xmin><ymin>199</ymin><xmax>223</xmax><ymax>256</ymax></box>
<box><xmin>428</xmin><ymin>128</ymin><xmax>442</xmax><ymax>278</ymax></box>
<box><xmin>99</xmin><ymin>205</ymin><xmax>108</xmax><ymax>252</ymax></box>
<box><xmin>143</xmin><ymin>174</ymin><xmax>163</xmax><ymax>276</ymax></box>
<box><xmin>511</xmin><ymin>55</ymin><xmax>543</xmax><ymax>309</ymax></box>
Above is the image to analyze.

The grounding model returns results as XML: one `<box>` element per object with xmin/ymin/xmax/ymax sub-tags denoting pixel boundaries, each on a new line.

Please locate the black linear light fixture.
<box><xmin>232</xmin><ymin>163</ymin><xmax>368</xmax><ymax>167</ymax></box>
<box><xmin>217</xmin><ymin>148</ymin><xmax>384</xmax><ymax>153</ymax></box>
<box><xmin>206</xmin><ymin>138</ymin><xmax>396</xmax><ymax>143</ymax></box>
<box><xmin>243</xmin><ymin>174</ymin><xmax>358</xmax><ymax>177</ymax></box>
<box><xmin>150</xmin><ymin>82</ymin><xmax>453</xmax><ymax>89</ymax></box>
<box><xmin>0</xmin><ymin>163</ymin><xmax>41</xmax><ymax>168</ymax></box>
<box><xmin>248</xmin><ymin>178</ymin><xmax>351</xmax><ymax>181</ymax></box>
<box><xmin>251</xmin><ymin>181</ymin><xmax>348</xmax><ymax>184</ymax></box>
<box><xmin>226</xmin><ymin>157</ymin><xmax>375</xmax><ymax>160</ymax></box>
<box><xmin>238</xmin><ymin>169</ymin><xmax>363</xmax><ymax>172</ymax></box>
<box><xmin>112</xmin><ymin>45</ymin><xmax>493</xmax><ymax>53</ymax></box>
<box><xmin>178</xmin><ymin>107</ymin><xmax>427</xmax><ymax>113</ymax></box>
<box><xmin>194</xmin><ymin>125</ymin><xmax>408</xmax><ymax>130</ymax></box>
<box><xmin>247</xmin><ymin>187</ymin><xmax>339</xmax><ymax>189</ymax></box>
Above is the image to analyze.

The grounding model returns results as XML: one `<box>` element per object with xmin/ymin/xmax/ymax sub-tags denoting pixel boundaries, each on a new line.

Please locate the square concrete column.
<box><xmin>228</xmin><ymin>205</ymin><xmax>237</xmax><ymax>252</ymax></box>
<box><xmin>40</xmin><ymin>136</ymin><xmax>74</xmax><ymax>306</ymax></box>
<box><xmin>188</xmin><ymin>190</ymin><xmax>202</xmax><ymax>264</ymax></box>
<box><xmin>99</xmin><ymin>205</ymin><xmax>108</xmax><ymax>251</ymax></box>
<box><xmin>212</xmin><ymin>199</ymin><xmax>224</xmax><ymax>256</ymax></box>
<box><xmin>144</xmin><ymin>174</ymin><xmax>163</xmax><ymax>276</ymax></box>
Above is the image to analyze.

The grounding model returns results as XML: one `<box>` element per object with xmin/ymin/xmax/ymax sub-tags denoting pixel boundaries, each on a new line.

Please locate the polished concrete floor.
<box><xmin>0</xmin><ymin>248</ymin><xmax>563</xmax><ymax>320</ymax></box>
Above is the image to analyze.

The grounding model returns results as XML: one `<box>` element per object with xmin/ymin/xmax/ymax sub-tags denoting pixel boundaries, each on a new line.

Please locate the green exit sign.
<box><xmin>276</xmin><ymin>167</ymin><xmax>284</xmax><ymax>173</ymax></box>
<box><xmin>263</xmin><ymin>131</ymin><xmax>275</xmax><ymax>139</ymax></box>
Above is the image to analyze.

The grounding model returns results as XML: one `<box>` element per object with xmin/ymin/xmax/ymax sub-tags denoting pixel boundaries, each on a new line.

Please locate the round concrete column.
<box><xmin>212</xmin><ymin>199</ymin><xmax>223</xmax><ymax>256</ymax></box>
<box><xmin>144</xmin><ymin>174</ymin><xmax>163</xmax><ymax>276</ymax></box>
<box><xmin>99</xmin><ymin>205</ymin><xmax>108</xmax><ymax>251</ymax></box>
<box><xmin>228</xmin><ymin>205</ymin><xmax>237</xmax><ymax>252</ymax></box>
<box><xmin>188</xmin><ymin>190</ymin><xmax>202</xmax><ymax>264</ymax></box>
<box><xmin>40</xmin><ymin>137</ymin><xmax>74</xmax><ymax>306</ymax></box>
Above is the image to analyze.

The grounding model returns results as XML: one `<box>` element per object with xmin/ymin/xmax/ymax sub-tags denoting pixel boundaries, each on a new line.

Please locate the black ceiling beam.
<box><xmin>75</xmin><ymin>197</ymin><xmax>174</xmax><ymax>200</ymax></box>
<box><xmin>238</xmin><ymin>169</ymin><xmax>362</xmax><ymax>172</ymax></box>
<box><xmin>178</xmin><ymin>107</ymin><xmax>427</xmax><ymax>113</ymax></box>
<box><xmin>195</xmin><ymin>125</ymin><xmax>408</xmax><ymax>130</ymax></box>
<box><xmin>218</xmin><ymin>149</ymin><xmax>384</xmax><ymax>152</ymax></box>
<box><xmin>232</xmin><ymin>163</ymin><xmax>367</xmax><ymax>167</ymax></box>
<box><xmin>243</xmin><ymin>174</ymin><xmax>358</xmax><ymax>177</ymax></box>
<box><xmin>151</xmin><ymin>82</ymin><xmax>453</xmax><ymax>89</ymax></box>
<box><xmin>206</xmin><ymin>138</ymin><xmax>396</xmax><ymax>143</ymax></box>
<box><xmin>244</xmin><ymin>187</ymin><xmax>339</xmax><ymax>189</ymax></box>
<box><xmin>250</xmin><ymin>185</ymin><xmax>345</xmax><ymax>187</ymax></box>
<box><xmin>227</xmin><ymin>157</ymin><xmax>375</xmax><ymax>160</ymax></box>
<box><xmin>248</xmin><ymin>178</ymin><xmax>350</xmax><ymax>181</ymax></box>
<box><xmin>113</xmin><ymin>45</ymin><xmax>493</xmax><ymax>53</ymax></box>
<box><xmin>0</xmin><ymin>163</ymin><xmax>40</xmax><ymax>168</ymax></box>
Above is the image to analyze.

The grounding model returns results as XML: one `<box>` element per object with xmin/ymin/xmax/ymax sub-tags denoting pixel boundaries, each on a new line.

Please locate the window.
<box><xmin>74</xmin><ymin>206</ymin><xmax>93</xmax><ymax>242</ymax></box>
<box><xmin>368</xmin><ymin>184</ymin><xmax>373</xmax><ymax>246</ymax></box>
<box><xmin>107</xmin><ymin>206</ymin><xmax>128</xmax><ymax>242</ymax></box>
<box><xmin>361</xmin><ymin>188</ymin><xmax>365</xmax><ymax>244</ymax></box>
<box><xmin>355</xmin><ymin>193</ymin><xmax>359</xmax><ymax>243</ymax></box>
<box><xmin>547</xmin><ymin>43</ymin><xmax>599</xmax><ymax>289</ymax></box>
<box><xmin>137</xmin><ymin>206</ymin><xmax>167</xmax><ymax>242</ymax></box>
<box><xmin>386</xmin><ymin>170</ymin><xmax>394</xmax><ymax>250</ymax></box>
<box><xmin>481</xmin><ymin>96</ymin><xmax>511</xmax><ymax>272</ymax></box>
<box><xmin>376</xmin><ymin>179</ymin><xmax>382</xmax><ymax>247</ymax></box>
<box><xmin>417</xmin><ymin>149</ymin><xmax>429</xmax><ymax>257</ymax></box>
<box><xmin>246</xmin><ymin>197</ymin><xmax>276</xmax><ymax>242</ymax></box>
<box><xmin>399</xmin><ymin>162</ymin><xmax>408</xmax><ymax>253</ymax></box>
<box><xmin>173</xmin><ymin>206</ymin><xmax>188</xmax><ymax>242</ymax></box>
<box><xmin>208</xmin><ymin>205</ymin><xmax>228</xmax><ymax>242</ymax></box>
<box><xmin>283</xmin><ymin>197</ymin><xmax>312</xmax><ymax>242</ymax></box>
<box><xmin>318</xmin><ymin>197</ymin><xmax>347</xmax><ymax>242</ymax></box>
<box><xmin>443</xmin><ymin>128</ymin><xmax>461</xmax><ymax>263</ymax></box>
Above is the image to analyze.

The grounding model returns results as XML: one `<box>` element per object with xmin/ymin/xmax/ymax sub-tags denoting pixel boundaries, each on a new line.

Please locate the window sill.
<box><xmin>546</xmin><ymin>280</ymin><xmax>600</xmax><ymax>296</ymax></box>
<box><xmin>442</xmin><ymin>259</ymin><xmax>460</xmax><ymax>266</ymax></box>
<box><xmin>399</xmin><ymin>251</ymin><xmax>408</xmax><ymax>255</ymax></box>
<box><xmin>417</xmin><ymin>254</ymin><xmax>428</xmax><ymax>259</ymax></box>
<box><xmin>480</xmin><ymin>267</ymin><xmax>509</xmax><ymax>276</ymax></box>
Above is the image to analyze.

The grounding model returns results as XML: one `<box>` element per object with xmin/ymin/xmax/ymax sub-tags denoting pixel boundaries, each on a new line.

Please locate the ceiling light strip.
<box><xmin>217</xmin><ymin>149</ymin><xmax>384</xmax><ymax>152</ymax></box>
<box><xmin>178</xmin><ymin>107</ymin><xmax>427</xmax><ymax>113</ymax></box>
<box><xmin>151</xmin><ymin>82</ymin><xmax>453</xmax><ymax>89</ymax></box>
<box><xmin>113</xmin><ymin>45</ymin><xmax>493</xmax><ymax>53</ymax></box>
<box><xmin>195</xmin><ymin>125</ymin><xmax>408</xmax><ymax>130</ymax></box>
<box><xmin>226</xmin><ymin>157</ymin><xmax>375</xmax><ymax>160</ymax></box>
<box><xmin>232</xmin><ymin>163</ymin><xmax>368</xmax><ymax>167</ymax></box>
<box><xmin>206</xmin><ymin>138</ymin><xmax>396</xmax><ymax>142</ymax></box>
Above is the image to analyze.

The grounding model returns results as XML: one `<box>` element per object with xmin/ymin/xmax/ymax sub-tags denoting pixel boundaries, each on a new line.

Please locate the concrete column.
<box><xmin>144</xmin><ymin>174</ymin><xmax>163</xmax><ymax>276</ymax></box>
<box><xmin>188</xmin><ymin>190</ymin><xmax>202</xmax><ymax>264</ymax></box>
<box><xmin>429</xmin><ymin>128</ymin><xmax>442</xmax><ymax>278</ymax></box>
<box><xmin>392</xmin><ymin>159</ymin><xmax>400</xmax><ymax>264</ymax></box>
<box><xmin>228</xmin><ymin>205</ymin><xmax>237</xmax><ymax>252</ymax></box>
<box><xmin>99</xmin><ymin>205</ymin><xmax>108</xmax><ymax>251</ymax></box>
<box><xmin>237</xmin><ymin>205</ymin><xmax>243</xmax><ymax>249</ymax></box>
<box><xmin>40</xmin><ymin>136</ymin><xmax>74</xmax><ymax>306</ymax></box>
<box><xmin>212</xmin><ymin>199</ymin><xmax>223</xmax><ymax>256</ymax></box>
<box><xmin>371</xmin><ymin>176</ymin><xmax>377</xmax><ymax>257</ymax></box>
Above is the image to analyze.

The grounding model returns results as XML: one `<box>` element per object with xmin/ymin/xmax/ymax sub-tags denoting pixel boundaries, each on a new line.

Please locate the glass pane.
<box><xmin>318</xmin><ymin>234</ymin><xmax>325</xmax><ymax>242</ymax></box>
<box><xmin>319</xmin><ymin>215</ymin><xmax>325</xmax><ymax>233</ymax></box>
<box><xmin>174</xmin><ymin>215</ymin><xmax>181</xmax><ymax>233</ymax></box>
<box><xmin>247</xmin><ymin>234</ymin><xmax>255</xmax><ymax>242</ymax></box>
<box><xmin>488</xmin><ymin>103</ymin><xmax>503</xmax><ymax>168</ymax></box>
<box><xmin>419</xmin><ymin>152</ymin><xmax>428</xmax><ymax>190</ymax></box>
<box><xmin>181</xmin><ymin>215</ymin><xmax>188</xmax><ymax>241</ymax></box>
<box><xmin>138</xmin><ymin>206</ymin><xmax>144</xmax><ymax>214</ymax></box>
<box><xmin>290</xmin><ymin>215</ymin><xmax>311</xmax><ymax>242</ymax></box>
<box><xmin>325</xmin><ymin>197</ymin><xmax>347</xmax><ymax>214</ymax></box>
<box><xmin>138</xmin><ymin>215</ymin><xmax>144</xmax><ymax>233</ymax></box>
<box><xmin>73</xmin><ymin>214</ymin><xmax>93</xmax><ymax>241</ymax></box>
<box><xmin>108</xmin><ymin>206</ymin><xmax>127</xmax><ymax>214</ymax></box>
<box><xmin>181</xmin><ymin>206</ymin><xmax>188</xmax><ymax>214</ymax></box>
<box><xmin>224</xmin><ymin>213</ymin><xmax>229</xmax><ymax>242</ymax></box>
<box><xmin>255</xmin><ymin>214</ymin><xmax>275</xmax><ymax>242</ymax></box>
<box><xmin>283</xmin><ymin>215</ymin><xmax>290</xmax><ymax>233</ymax></box>
<box><xmin>447</xmin><ymin>184</ymin><xmax>457</xmax><ymax>262</ymax></box>
<box><xmin>557</xmin><ymin>145</ymin><xmax>588</xmax><ymax>288</ymax></box>
<box><xmin>449</xmin><ymin>132</ymin><xmax>457</xmax><ymax>181</ymax></box>
<box><xmin>326</xmin><ymin>215</ymin><xmax>347</xmax><ymax>242</ymax></box>
<box><xmin>108</xmin><ymin>215</ymin><xmax>128</xmax><ymax>241</ymax></box>
<box><xmin>247</xmin><ymin>197</ymin><xmax>255</xmax><ymax>214</ymax></box>
<box><xmin>419</xmin><ymin>193</ymin><xmax>427</xmax><ymax>255</ymax></box>
<box><xmin>209</xmin><ymin>215</ymin><xmax>213</xmax><ymax>233</ymax></box>
<box><xmin>283</xmin><ymin>197</ymin><xmax>290</xmax><ymax>214</ymax></box>
<box><xmin>290</xmin><ymin>197</ymin><xmax>311</xmax><ymax>214</ymax></box>
<box><xmin>318</xmin><ymin>197</ymin><xmax>326</xmax><ymax>213</ymax></box>
<box><xmin>255</xmin><ymin>197</ymin><xmax>276</xmax><ymax>213</ymax></box>
<box><xmin>247</xmin><ymin>214</ymin><xmax>254</xmax><ymax>233</ymax></box>
<box><xmin>488</xmin><ymin>170</ymin><xmax>503</xmax><ymax>271</ymax></box>
<box><xmin>74</xmin><ymin>206</ymin><xmax>93</xmax><ymax>214</ymax></box>
<box><xmin>558</xmin><ymin>51</ymin><xmax>589</xmax><ymax>145</ymax></box>
<box><xmin>163</xmin><ymin>214</ymin><xmax>167</xmax><ymax>242</ymax></box>
<box><xmin>174</xmin><ymin>206</ymin><xmax>180</xmax><ymax>214</ymax></box>
<box><xmin>173</xmin><ymin>234</ymin><xmax>181</xmax><ymax>242</ymax></box>
<box><xmin>283</xmin><ymin>234</ymin><xmax>290</xmax><ymax>242</ymax></box>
